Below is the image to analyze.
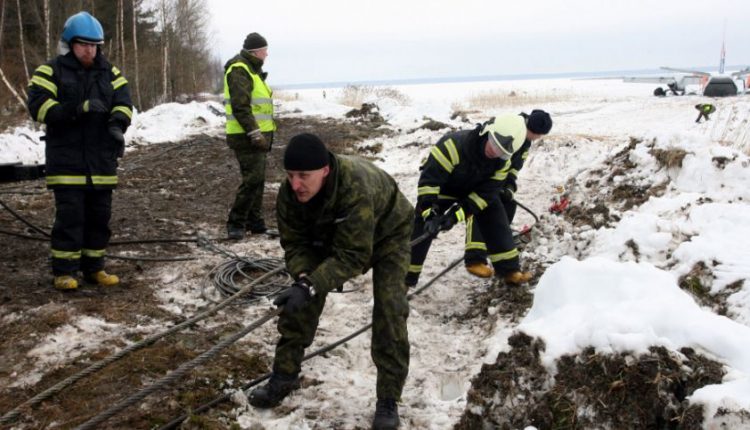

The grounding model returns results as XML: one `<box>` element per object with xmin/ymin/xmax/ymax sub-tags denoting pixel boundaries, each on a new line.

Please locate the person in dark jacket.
<box><xmin>223</xmin><ymin>32</ymin><xmax>276</xmax><ymax>239</ymax></box>
<box><xmin>695</xmin><ymin>103</ymin><xmax>716</xmax><ymax>123</ymax></box>
<box><xmin>248</xmin><ymin>133</ymin><xmax>412</xmax><ymax>430</ymax></box>
<box><xmin>405</xmin><ymin>112</ymin><xmax>541</xmax><ymax>288</ymax></box>
<box><xmin>27</xmin><ymin>11</ymin><xmax>133</xmax><ymax>290</ymax></box>
<box><xmin>463</xmin><ymin>110</ymin><xmax>552</xmax><ymax>279</ymax></box>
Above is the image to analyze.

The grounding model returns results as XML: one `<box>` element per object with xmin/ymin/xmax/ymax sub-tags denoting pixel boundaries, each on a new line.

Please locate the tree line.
<box><xmin>0</xmin><ymin>0</ymin><xmax>222</xmax><ymax>122</ymax></box>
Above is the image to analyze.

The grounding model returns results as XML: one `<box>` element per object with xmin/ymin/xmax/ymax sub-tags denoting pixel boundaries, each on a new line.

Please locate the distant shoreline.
<box><xmin>275</xmin><ymin>65</ymin><xmax>744</xmax><ymax>90</ymax></box>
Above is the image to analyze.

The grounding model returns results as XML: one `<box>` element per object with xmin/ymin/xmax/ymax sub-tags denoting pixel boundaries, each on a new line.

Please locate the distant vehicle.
<box><xmin>617</xmin><ymin>40</ymin><xmax>749</xmax><ymax>97</ymax></box>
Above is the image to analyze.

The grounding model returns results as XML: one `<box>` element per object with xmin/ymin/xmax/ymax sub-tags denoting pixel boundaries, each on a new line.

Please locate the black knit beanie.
<box><xmin>284</xmin><ymin>133</ymin><xmax>330</xmax><ymax>171</ymax></box>
<box><xmin>243</xmin><ymin>32</ymin><xmax>267</xmax><ymax>50</ymax></box>
<box><xmin>526</xmin><ymin>109</ymin><xmax>553</xmax><ymax>135</ymax></box>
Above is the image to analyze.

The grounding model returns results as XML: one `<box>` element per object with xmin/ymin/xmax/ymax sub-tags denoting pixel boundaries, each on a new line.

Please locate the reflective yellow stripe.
<box><xmin>468</xmin><ymin>192</ymin><xmax>487</xmax><ymax>211</ymax></box>
<box><xmin>465</xmin><ymin>241</ymin><xmax>487</xmax><ymax>251</ymax></box>
<box><xmin>521</xmin><ymin>151</ymin><xmax>529</xmax><ymax>160</ymax></box>
<box><xmin>408</xmin><ymin>264</ymin><xmax>422</xmax><ymax>273</ymax></box>
<box><xmin>492</xmin><ymin>171</ymin><xmax>508</xmax><ymax>181</ymax></box>
<box><xmin>37</xmin><ymin>65</ymin><xmax>54</xmax><ymax>76</ymax></box>
<box><xmin>46</xmin><ymin>175</ymin><xmax>87</xmax><ymax>186</ymax></box>
<box><xmin>454</xmin><ymin>207</ymin><xmax>466</xmax><ymax>222</ymax></box>
<box><xmin>111</xmin><ymin>105</ymin><xmax>132</xmax><ymax>119</ymax></box>
<box><xmin>509</xmin><ymin>168</ymin><xmax>519</xmax><ymax>177</ymax></box>
<box><xmin>51</xmin><ymin>249</ymin><xmax>81</xmax><ymax>259</ymax></box>
<box><xmin>489</xmin><ymin>249</ymin><xmax>519</xmax><ymax>263</ymax></box>
<box><xmin>417</xmin><ymin>185</ymin><xmax>440</xmax><ymax>196</ymax></box>
<box><xmin>111</xmin><ymin>76</ymin><xmax>128</xmax><ymax>90</ymax></box>
<box><xmin>430</xmin><ymin>146</ymin><xmax>453</xmax><ymax>173</ymax></box>
<box><xmin>444</xmin><ymin>139</ymin><xmax>460</xmax><ymax>165</ymax></box>
<box><xmin>82</xmin><ymin>248</ymin><xmax>106</xmax><ymax>257</ymax></box>
<box><xmin>37</xmin><ymin>99</ymin><xmax>59</xmax><ymax>122</ymax></box>
<box><xmin>437</xmin><ymin>194</ymin><xmax>457</xmax><ymax>200</ymax></box>
<box><xmin>111</xmin><ymin>66</ymin><xmax>121</xmax><ymax>75</ymax></box>
<box><xmin>91</xmin><ymin>175</ymin><xmax>118</xmax><ymax>185</ymax></box>
<box><xmin>421</xmin><ymin>208</ymin><xmax>432</xmax><ymax>219</ymax></box>
<box><xmin>30</xmin><ymin>75</ymin><xmax>58</xmax><ymax>97</ymax></box>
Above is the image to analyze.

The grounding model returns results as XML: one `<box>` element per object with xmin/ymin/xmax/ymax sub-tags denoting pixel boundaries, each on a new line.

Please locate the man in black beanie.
<box><xmin>462</xmin><ymin>109</ymin><xmax>553</xmax><ymax>282</ymax></box>
<box><xmin>223</xmin><ymin>32</ymin><xmax>275</xmax><ymax>239</ymax></box>
<box><xmin>249</xmin><ymin>133</ymin><xmax>413</xmax><ymax>430</ymax></box>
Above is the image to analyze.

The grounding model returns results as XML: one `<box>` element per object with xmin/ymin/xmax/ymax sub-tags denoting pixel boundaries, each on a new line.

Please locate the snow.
<box><xmin>3</xmin><ymin>76</ymin><xmax>750</xmax><ymax>428</ymax></box>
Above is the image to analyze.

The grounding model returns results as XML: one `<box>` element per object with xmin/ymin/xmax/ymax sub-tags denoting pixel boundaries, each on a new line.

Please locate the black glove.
<box><xmin>499</xmin><ymin>188</ymin><xmax>515</xmax><ymax>201</ymax></box>
<box><xmin>436</xmin><ymin>205</ymin><xmax>465</xmax><ymax>232</ymax></box>
<box><xmin>273</xmin><ymin>278</ymin><xmax>314</xmax><ymax>314</ymax></box>
<box><xmin>108</xmin><ymin>126</ymin><xmax>125</xmax><ymax>157</ymax></box>
<box><xmin>422</xmin><ymin>204</ymin><xmax>443</xmax><ymax>236</ymax></box>
<box><xmin>77</xmin><ymin>99</ymin><xmax>108</xmax><ymax>116</ymax></box>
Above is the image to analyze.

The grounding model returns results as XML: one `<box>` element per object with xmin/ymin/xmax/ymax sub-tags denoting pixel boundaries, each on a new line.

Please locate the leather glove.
<box><xmin>422</xmin><ymin>204</ymin><xmax>442</xmax><ymax>236</ymax></box>
<box><xmin>108</xmin><ymin>126</ymin><xmax>125</xmax><ymax>157</ymax></box>
<box><xmin>247</xmin><ymin>129</ymin><xmax>269</xmax><ymax>150</ymax></box>
<box><xmin>273</xmin><ymin>278</ymin><xmax>315</xmax><ymax>314</ymax></box>
<box><xmin>77</xmin><ymin>99</ymin><xmax>108</xmax><ymax>115</ymax></box>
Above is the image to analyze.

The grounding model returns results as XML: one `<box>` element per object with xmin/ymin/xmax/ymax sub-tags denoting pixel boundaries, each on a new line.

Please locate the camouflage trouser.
<box><xmin>273</xmin><ymin>225</ymin><xmax>412</xmax><ymax>400</ymax></box>
<box><xmin>226</xmin><ymin>133</ymin><xmax>271</xmax><ymax>230</ymax></box>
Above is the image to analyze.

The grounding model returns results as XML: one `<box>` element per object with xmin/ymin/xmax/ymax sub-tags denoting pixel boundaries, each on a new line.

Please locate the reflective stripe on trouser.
<box><xmin>51</xmin><ymin>188</ymin><xmax>112</xmax><ymax>275</ymax></box>
<box><xmin>227</xmin><ymin>136</ymin><xmax>270</xmax><ymax>229</ymax></box>
<box><xmin>274</xmin><ymin>221</ymin><xmax>411</xmax><ymax>400</ymax></box>
<box><xmin>463</xmin><ymin>198</ymin><xmax>520</xmax><ymax>275</ymax></box>
<box><xmin>464</xmin><ymin>198</ymin><xmax>517</xmax><ymax>265</ymax></box>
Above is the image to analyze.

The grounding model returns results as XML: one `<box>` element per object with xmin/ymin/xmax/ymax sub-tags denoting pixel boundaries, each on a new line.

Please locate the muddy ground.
<box><xmin>0</xmin><ymin>113</ymin><xmax>736</xmax><ymax>429</ymax></box>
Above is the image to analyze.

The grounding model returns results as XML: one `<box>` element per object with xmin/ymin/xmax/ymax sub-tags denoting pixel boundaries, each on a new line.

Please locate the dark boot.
<box><xmin>372</xmin><ymin>398</ymin><xmax>399</xmax><ymax>430</ymax></box>
<box><xmin>227</xmin><ymin>224</ymin><xmax>244</xmax><ymax>240</ymax></box>
<box><xmin>248</xmin><ymin>373</ymin><xmax>300</xmax><ymax>408</ymax></box>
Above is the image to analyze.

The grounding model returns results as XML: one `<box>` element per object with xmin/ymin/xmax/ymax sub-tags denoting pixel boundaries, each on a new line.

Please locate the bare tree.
<box><xmin>44</xmin><ymin>0</ymin><xmax>50</xmax><ymax>59</ymax></box>
<box><xmin>0</xmin><ymin>0</ymin><xmax>6</xmax><ymax>48</ymax></box>
<box><xmin>15</xmin><ymin>0</ymin><xmax>29</xmax><ymax>84</ymax></box>
<box><xmin>130</xmin><ymin>0</ymin><xmax>141</xmax><ymax>108</ymax></box>
<box><xmin>0</xmin><ymin>66</ymin><xmax>26</xmax><ymax>108</ymax></box>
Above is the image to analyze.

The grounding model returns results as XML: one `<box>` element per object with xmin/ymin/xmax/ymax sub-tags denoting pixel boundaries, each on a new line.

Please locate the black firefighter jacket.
<box><xmin>27</xmin><ymin>51</ymin><xmax>133</xmax><ymax>189</ymax></box>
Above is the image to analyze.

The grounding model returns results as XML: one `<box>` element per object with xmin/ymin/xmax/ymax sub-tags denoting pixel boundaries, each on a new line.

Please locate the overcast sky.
<box><xmin>206</xmin><ymin>0</ymin><xmax>750</xmax><ymax>86</ymax></box>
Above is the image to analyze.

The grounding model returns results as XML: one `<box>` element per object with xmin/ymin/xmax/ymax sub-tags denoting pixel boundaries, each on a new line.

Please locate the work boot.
<box><xmin>465</xmin><ymin>262</ymin><xmax>493</xmax><ymax>278</ymax></box>
<box><xmin>54</xmin><ymin>275</ymin><xmax>78</xmax><ymax>290</ymax></box>
<box><xmin>404</xmin><ymin>272</ymin><xmax>419</xmax><ymax>288</ymax></box>
<box><xmin>503</xmin><ymin>271</ymin><xmax>533</xmax><ymax>285</ymax></box>
<box><xmin>247</xmin><ymin>221</ymin><xmax>268</xmax><ymax>235</ymax></box>
<box><xmin>85</xmin><ymin>270</ymin><xmax>120</xmax><ymax>287</ymax></box>
<box><xmin>248</xmin><ymin>373</ymin><xmax>300</xmax><ymax>408</ymax></box>
<box><xmin>372</xmin><ymin>398</ymin><xmax>400</xmax><ymax>430</ymax></box>
<box><xmin>227</xmin><ymin>225</ymin><xmax>244</xmax><ymax>240</ymax></box>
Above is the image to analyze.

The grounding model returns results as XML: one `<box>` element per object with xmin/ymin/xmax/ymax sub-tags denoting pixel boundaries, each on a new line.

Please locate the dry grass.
<box><xmin>453</xmin><ymin>89</ymin><xmax>573</xmax><ymax>111</ymax></box>
<box><xmin>337</xmin><ymin>85</ymin><xmax>411</xmax><ymax>107</ymax></box>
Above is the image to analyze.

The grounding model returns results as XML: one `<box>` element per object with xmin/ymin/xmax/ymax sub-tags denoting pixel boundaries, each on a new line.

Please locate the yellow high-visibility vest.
<box><xmin>223</xmin><ymin>61</ymin><xmax>276</xmax><ymax>134</ymax></box>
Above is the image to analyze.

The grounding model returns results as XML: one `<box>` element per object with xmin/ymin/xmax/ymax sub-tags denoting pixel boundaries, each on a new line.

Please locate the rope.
<box><xmin>158</xmin><ymin>256</ymin><xmax>464</xmax><ymax>430</ymax></box>
<box><xmin>0</xmin><ymin>263</ymin><xmax>286</xmax><ymax>425</ymax></box>
<box><xmin>75</xmin><ymin>308</ymin><xmax>282</xmax><ymax>430</ymax></box>
<box><xmin>0</xmin><ymin>198</ymin><xmax>51</xmax><ymax>238</ymax></box>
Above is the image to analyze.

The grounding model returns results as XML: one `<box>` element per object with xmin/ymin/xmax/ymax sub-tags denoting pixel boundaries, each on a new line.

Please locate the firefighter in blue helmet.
<box><xmin>27</xmin><ymin>11</ymin><xmax>133</xmax><ymax>290</ymax></box>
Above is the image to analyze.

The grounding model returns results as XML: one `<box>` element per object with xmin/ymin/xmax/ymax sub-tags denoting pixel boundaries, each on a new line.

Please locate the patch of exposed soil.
<box><xmin>456</xmin><ymin>333</ymin><xmax>724</xmax><ymax>430</ymax></box>
<box><xmin>678</xmin><ymin>261</ymin><xmax>746</xmax><ymax>316</ymax></box>
<box><xmin>0</xmin><ymin>114</ymin><xmax>389</xmax><ymax>428</ymax></box>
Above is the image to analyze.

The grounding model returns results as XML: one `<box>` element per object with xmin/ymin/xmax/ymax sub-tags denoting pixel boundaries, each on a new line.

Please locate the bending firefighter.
<box><xmin>27</xmin><ymin>11</ymin><xmax>133</xmax><ymax>290</ymax></box>
<box><xmin>249</xmin><ymin>134</ymin><xmax>412</xmax><ymax>430</ymax></box>
<box><xmin>464</xmin><ymin>110</ymin><xmax>552</xmax><ymax>279</ymax></box>
<box><xmin>405</xmin><ymin>110</ymin><xmax>552</xmax><ymax>287</ymax></box>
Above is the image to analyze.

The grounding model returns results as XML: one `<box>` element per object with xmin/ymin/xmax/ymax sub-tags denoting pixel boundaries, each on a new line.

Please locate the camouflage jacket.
<box><xmin>276</xmin><ymin>154</ymin><xmax>413</xmax><ymax>293</ymax></box>
<box><xmin>224</xmin><ymin>50</ymin><xmax>266</xmax><ymax>145</ymax></box>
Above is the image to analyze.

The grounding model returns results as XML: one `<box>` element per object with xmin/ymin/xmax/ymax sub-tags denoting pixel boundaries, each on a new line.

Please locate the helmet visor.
<box><xmin>488</xmin><ymin>131</ymin><xmax>514</xmax><ymax>160</ymax></box>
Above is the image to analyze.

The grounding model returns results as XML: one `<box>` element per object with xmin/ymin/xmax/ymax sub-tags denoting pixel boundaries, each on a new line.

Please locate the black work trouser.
<box><xmin>408</xmin><ymin>197</ymin><xmax>519</xmax><ymax>278</ymax></box>
<box><xmin>464</xmin><ymin>196</ymin><xmax>518</xmax><ymax>272</ymax></box>
<box><xmin>50</xmin><ymin>188</ymin><xmax>112</xmax><ymax>275</ymax></box>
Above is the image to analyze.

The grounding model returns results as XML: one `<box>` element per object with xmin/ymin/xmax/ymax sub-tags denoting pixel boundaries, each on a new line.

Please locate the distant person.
<box><xmin>248</xmin><ymin>134</ymin><xmax>412</xmax><ymax>430</ymax></box>
<box><xmin>322</xmin><ymin>90</ymin><xmax>327</xmax><ymax>99</ymax></box>
<box><xmin>405</xmin><ymin>111</ymin><xmax>548</xmax><ymax>288</ymax></box>
<box><xmin>463</xmin><ymin>110</ymin><xmax>552</xmax><ymax>280</ymax></box>
<box><xmin>224</xmin><ymin>32</ymin><xmax>276</xmax><ymax>240</ymax></box>
<box><xmin>695</xmin><ymin>103</ymin><xmax>716</xmax><ymax>123</ymax></box>
<box><xmin>26</xmin><ymin>11</ymin><xmax>133</xmax><ymax>290</ymax></box>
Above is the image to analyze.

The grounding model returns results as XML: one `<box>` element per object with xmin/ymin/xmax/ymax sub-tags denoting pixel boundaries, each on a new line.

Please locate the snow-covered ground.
<box><xmin>3</xmin><ymin>78</ymin><xmax>750</xmax><ymax>429</ymax></box>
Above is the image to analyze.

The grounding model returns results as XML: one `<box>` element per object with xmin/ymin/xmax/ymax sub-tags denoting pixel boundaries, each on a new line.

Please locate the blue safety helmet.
<box><xmin>61</xmin><ymin>12</ymin><xmax>104</xmax><ymax>45</ymax></box>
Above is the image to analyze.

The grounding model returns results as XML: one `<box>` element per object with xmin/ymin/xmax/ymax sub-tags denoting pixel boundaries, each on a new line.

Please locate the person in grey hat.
<box><xmin>223</xmin><ymin>32</ymin><xmax>276</xmax><ymax>239</ymax></box>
